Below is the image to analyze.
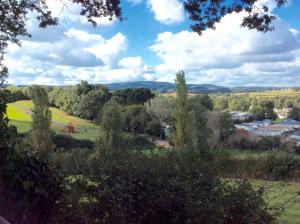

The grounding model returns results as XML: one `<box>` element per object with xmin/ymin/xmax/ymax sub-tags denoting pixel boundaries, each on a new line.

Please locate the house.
<box><xmin>235</xmin><ymin>120</ymin><xmax>272</xmax><ymax>131</ymax></box>
<box><xmin>274</xmin><ymin>108</ymin><xmax>292</xmax><ymax>119</ymax></box>
<box><xmin>230</xmin><ymin>111</ymin><xmax>253</xmax><ymax>121</ymax></box>
<box><xmin>253</xmin><ymin>125</ymin><xmax>294</xmax><ymax>137</ymax></box>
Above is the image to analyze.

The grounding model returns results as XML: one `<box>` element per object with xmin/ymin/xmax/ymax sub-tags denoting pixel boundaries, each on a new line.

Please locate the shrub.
<box><xmin>264</xmin><ymin>152</ymin><xmax>300</xmax><ymax>181</ymax></box>
<box><xmin>54</xmin><ymin>150</ymin><xmax>277</xmax><ymax>224</ymax></box>
<box><xmin>0</xmin><ymin>150</ymin><xmax>62</xmax><ymax>224</ymax></box>
<box><xmin>53</xmin><ymin>134</ymin><xmax>94</xmax><ymax>150</ymax></box>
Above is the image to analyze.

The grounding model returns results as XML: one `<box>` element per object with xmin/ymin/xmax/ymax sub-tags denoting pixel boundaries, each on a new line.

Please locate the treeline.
<box><xmin>213</xmin><ymin>91</ymin><xmax>300</xmax><ymax>112</ymax></box>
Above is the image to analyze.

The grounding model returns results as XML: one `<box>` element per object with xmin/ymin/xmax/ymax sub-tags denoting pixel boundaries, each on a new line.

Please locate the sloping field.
<box><xmin>6</xmin><ymin>100</ymin><xmax>98</xmax><ymax>140</ymax></box>
<box><xmin>255</xmin><ymin>181</ymin><xmax>300</xmax><ymax>224</ymax></box>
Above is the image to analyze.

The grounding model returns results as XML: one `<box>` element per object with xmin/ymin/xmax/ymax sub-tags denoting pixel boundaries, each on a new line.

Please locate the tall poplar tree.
<box><xmin>174</xmin><ymin>70</ymin><xmax>188</xmax><ymax>149</ymax></box>
<box><xmin>98</xmin><ymin>100</ymin><xmax>122</xmax><ymax>152</ymax></box>
<box><xmin>30</xmin><ymin>85</ymin><xmax>53</xmax><ymax>158</ymax></box>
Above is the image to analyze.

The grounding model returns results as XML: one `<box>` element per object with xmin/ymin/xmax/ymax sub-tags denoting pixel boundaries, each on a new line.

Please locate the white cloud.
<box><xmin>147</xmin><ymin>0</ymin><xmax>184</xmax><ymax>24</ymax></box>
<box><xmin>150</xmin><ymin>12</ymin><xmax>300</xmax><ymax>86</ymax></box>
<box><xmin>119</xmin><ymin>56</ymin><xmax>142</xmax><ymax>68</ymax></box>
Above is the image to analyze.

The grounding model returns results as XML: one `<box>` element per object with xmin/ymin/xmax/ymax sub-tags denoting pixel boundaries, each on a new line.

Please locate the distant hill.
<box><xmin>107</xmin><ymin>81</ymin><xmax>230</xmax><ymax>94</ymax></box>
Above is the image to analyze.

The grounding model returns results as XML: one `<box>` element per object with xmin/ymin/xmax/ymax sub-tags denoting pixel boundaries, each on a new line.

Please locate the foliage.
<box><xmin>112</xmin><ymin>88</ymin><xmax>155</xmax><ymax>105</ymax></box>
<box><xmin>122</xmin><ymin>104</ymin><xmax>151</xmax><ymax>133</ymax></box>
<box><xmin>219</xmin><ymin>112</ymin><xmax>236</xmax><ymax>141</ymax></box>
<box><xmin>188</xmin><ymin>96</ymin><xmax>211</xmax><ymax>151</ymax></box>
<box><xmin>29</xmin><ymin>85</ymin><xmax>53</xmax><ymax>158</ymax></box>
<box><xmin>0</xmin><ymin>149</ymin><xmax>63</xmax><ymax>224</ymax></box>
<box><xmin>77</xmin><ymin>87</ymin><xmax>111</xmax><ymax>121</ymax></box>
<box><xmin>173</xmin><ymin>70</ymin><xmax>189</xmax><ymax>148</ymax></box>
<box><xmin>97</xmin><ymin>100</ymin><xmax>123</xmax><ymax>152</ymax></box>
<box><xmin>147</xmin><ymin>96</ymin><xmax>175</xmax><ymax>139</ymax></box>
<box><xmin>289</xmin><ymin>107</ymin><xmax>300</xmax><ymax>121</ymax></box>
<box><xmin>54</xmin><ymin>149</ymin><xmax>276</xmax><ymax>224</ymax></box>
<box><xmin>184</xmin><ymin>0</ymin><xmax>286</xmax><ymax>35</ymax></box>
<box><xmin>53</xmin><ymin>134</ymin><xmax>94</xmax><ymax>150</ymax></box>
<box><xmin>193</xmin><ymin>94</ymin><xmax>214</xmax><ymax>110</ymax></box>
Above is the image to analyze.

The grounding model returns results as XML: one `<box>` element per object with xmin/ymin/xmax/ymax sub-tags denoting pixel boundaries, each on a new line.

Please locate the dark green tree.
<box><xmin>174</xmin><ymin>70</ymin><xmax>189</xmax><ymax>149</ymax></box>
<box><xmin>98</xmin><ymin>101</ymin><xmax>122</xmax><ymax>151</ymax></box>
<box><xmin>77</xmin><ymin>88</ymin><xmax>111</xmax><ymax>120</ymax></box>
<box><xmin>289</xmin><ymin>107</ymin><xmax>300</xmax><ymax>121</ymax></box>
<box><xmin>195</xmin><ymin>94</ymin><xmax>214</xmax><ymax>110</ymax></box>
<box><xmin>188</xmin><ymin>97</ymin><xmax>211</xmax><ymax>152</ymax></box>
<box><xmin>219</xmin><ymin>112</ymin><xmax>236</xmax><ymax>142</ymax></box>
<box><xmin>112</xmin><ymin>88</ymin><xmax>155</xmax><ymax>105</ymax></box>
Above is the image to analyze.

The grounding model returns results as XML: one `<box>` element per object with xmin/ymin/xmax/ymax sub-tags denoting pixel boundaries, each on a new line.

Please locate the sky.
<box><xmin>4</xmin><ymin>0</ymin><xmax>300</xmax><ymax>87</ymax></box>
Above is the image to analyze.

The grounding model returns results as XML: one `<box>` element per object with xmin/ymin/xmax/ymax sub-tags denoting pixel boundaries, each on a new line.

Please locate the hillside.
<box><xmin>7</xmin><ymin>100</ymin><xmax>98</xmax><ymax>140</ymax></box>
<box><xmin>107</xmin><ymin>81</ymin><xmax>230</xmax><ymax>93</ymax></box>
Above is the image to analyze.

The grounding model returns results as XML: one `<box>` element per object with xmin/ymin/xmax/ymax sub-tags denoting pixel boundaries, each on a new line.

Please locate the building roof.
<box><xmin>258</xmin><ymin>125</ymin><xmax>292</xmax><ymax>131</ymax></box>
<box><xmin>279</xmin><ymin>119</ymin><xmax>300</xmax><ymax>126</ymax></box>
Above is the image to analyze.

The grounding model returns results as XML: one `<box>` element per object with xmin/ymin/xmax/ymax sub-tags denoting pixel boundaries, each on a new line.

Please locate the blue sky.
<box><xmin>4</xmin><ymin>0</ymin><xmax>300</xmax><ymax>86</ymax></box>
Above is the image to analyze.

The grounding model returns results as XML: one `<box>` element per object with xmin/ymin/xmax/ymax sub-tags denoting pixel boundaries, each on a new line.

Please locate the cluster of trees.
<box><xmin>47</xmin><ymin>81</ymin><xmax>155</xmax><ymax>122</ymax></box>
<box><xmin>213</xmin><ymin>92</ymin><xmax>300</xmax><ymax>113</ymax></box>
<box><xmin>213</xmin><ymin>94</ymin><xmax>300</xmax><ymax>120</ymax></box>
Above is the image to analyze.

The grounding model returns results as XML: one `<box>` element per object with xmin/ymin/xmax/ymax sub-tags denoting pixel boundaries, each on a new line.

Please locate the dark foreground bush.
<box><xmin>53</xmin><ymin>149</ymin><xmax>277</xmax><ymax>224</ymax></box>
<box><xmin>0</xmin><ymin>150</ymin><xmax>62</xmax><ymax>224</ymax></box>
<box><xmin>53</xmin><ymin>134</ymin><xmax>94</xmax><ymax>150</ymax></box>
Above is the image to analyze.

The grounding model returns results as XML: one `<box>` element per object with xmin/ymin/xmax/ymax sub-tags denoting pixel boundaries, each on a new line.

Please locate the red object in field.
<box><xmin>60</xmin><ymin>123</ymin><xmax>76</xmax><ymax>133</ymax></box>
<box><xmin>67</xmin><ymin>123</ymin><xmax>75</xmax><ymax>133</ymax></box>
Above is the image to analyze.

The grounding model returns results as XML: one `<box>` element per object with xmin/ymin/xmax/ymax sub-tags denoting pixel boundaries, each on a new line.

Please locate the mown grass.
<box><xmin>254</xmin><ymin>181</ymin><xmax>300</xmax><ymax>224</ymax></box>
<box><xmin>6</xmin><ymin>100</ymin><xmax>98</xmax><ymax>141</ymax></box>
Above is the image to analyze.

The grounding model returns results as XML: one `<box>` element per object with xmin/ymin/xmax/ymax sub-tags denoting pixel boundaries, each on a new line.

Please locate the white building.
<box><xmin>230</xmin><ymin>111</ymin><xmax>253</xmax><ymax>121</ymax></box>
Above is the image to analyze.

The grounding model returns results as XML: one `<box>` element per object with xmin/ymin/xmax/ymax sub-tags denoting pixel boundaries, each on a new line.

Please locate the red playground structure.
<box><xmin>60</xmin><ymin>123</ymin><xmax>76</xmax><ymax>133</ymax></box>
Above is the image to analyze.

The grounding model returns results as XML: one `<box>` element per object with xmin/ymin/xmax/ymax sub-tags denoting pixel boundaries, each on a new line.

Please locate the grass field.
<box><xmin>6</xmin><ymin>100</ymin><xmax>98</xmax><ymax>141</ymax></box>
<box><xmin>256</xmin><ymin>181</ymin><xmax>300</xmax><ymax>224</ymax></box>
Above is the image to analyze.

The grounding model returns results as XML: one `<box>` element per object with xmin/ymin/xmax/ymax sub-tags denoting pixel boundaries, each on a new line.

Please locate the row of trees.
<box><xmin>213</xmin><ymin>93</ymin><xmax>300</xmax><ymax>113</ymax></box>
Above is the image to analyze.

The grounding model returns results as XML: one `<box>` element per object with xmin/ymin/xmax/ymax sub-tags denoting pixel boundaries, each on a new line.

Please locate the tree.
<box><xmin>112</xmin><ymin>88</ymin><xmax>155</xmax><ymax>105</ymax></box>
<box><xmin>219</xmin><ymin>112</ymin><xmax>236</xmax><ymax>142</ymax></box>
<box><xmin>184</xmin><ymin>0</ymin><xmax>286</xmax><ymax>35</ymax></box>
<box><xmin>122</xmin><ymin>104</ymin><xmax>151</xmax><ymax>134</ymax></box>
<box><xmin>188</xmin><ymin>97</ymin><xmax>211</xmax><ymax>152</ymax></box>
<box><xmin>29</xmin><ymin>85</ymin><xmax>53</xmax><ymax>158</ymax></box>
<box><xmin>289</xmin><ymin>107</ymin><xmax>300</xmax><ymax>121</ymax></box>
<box><xmin>194</xmin><ymin>94</ymin><xmax>214</xmax><ymax>110</ymax></box>
<box><xmin>98</xmin><ymin>101</ymin><xmax>122</xmax><ymax>151</ymax></box>
<box><xmin>173</xmin><ymin>70</ymin><xmax>189</xmax><ymax>149</ymax></box>
<box><xmin>260</xmin><ymin>100</ymin><xmax>277</xmax><ymax>120</ymax></box>
<box><xmin>77</xmin><ymin>88</ymin><xmax>111</xmax><ymax>120</ymax></box>
<box><xmin>147</xmin><ymin>96</ymin><xmax>175</xmax><ymax>139</ymax></box>
<box><xmin>213</xmin><ymin>95</ymin><xmax>229</xmax><ymax>111</ymax></box>
<box><xmin>0</xmin><ymin>90</ymin><xmax>10</xmax><ymax>156</ymax></box>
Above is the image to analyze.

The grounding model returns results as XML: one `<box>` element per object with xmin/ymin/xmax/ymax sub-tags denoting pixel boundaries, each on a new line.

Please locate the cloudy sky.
<box><xmin>4</xmin><ymin>0</ymin><xmax>300</xmax><ymax>86</ymax></box>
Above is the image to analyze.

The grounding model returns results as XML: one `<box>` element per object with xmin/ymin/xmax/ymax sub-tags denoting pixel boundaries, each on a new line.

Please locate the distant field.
<box><xmin>233</xmin><ymin>89</ymin><xmax>300</xmax><ymax>99</ymax></box>
<box><xmin>6</xmin><ymin>100</ymin><xmax>98</xmax><ymax>141</ymax></box>
<box><xmin>160</xmin><ymin>92</ymin><xmax>198</xmax><ymax>97</ymax></box>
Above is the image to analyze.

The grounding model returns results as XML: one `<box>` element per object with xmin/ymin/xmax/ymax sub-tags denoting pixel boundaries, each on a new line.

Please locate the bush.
<box><xmin>53</xmin><ymin>134</ymin><xmax>94</xmax><ymax>150</ymax></box>
<box><xmin>264</xmin><ymin>152</ymin><xmax>300</xmax><ymax>181</ymax></box>
<box><xmin>52</xmin><ymin>148</ymin><xmax>93</xmax><ymax>175</ymax></box>
<box><xmin>54</xmin><ymin>149</ymin><xmax>277</xmax><ymax>224</ymax></box>
<box><xmin>0</xmin><ymin>150</ymin><xmax>62</xmax><ymax>224</ymax></box>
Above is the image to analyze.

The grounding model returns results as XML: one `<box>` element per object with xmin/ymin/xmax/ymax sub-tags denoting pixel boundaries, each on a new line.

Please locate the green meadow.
<box><xmin>7</xmin><ymin>100</ymin><xmax>98</xmax><ymax>141</ymax></box>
